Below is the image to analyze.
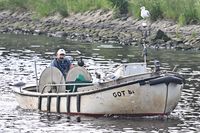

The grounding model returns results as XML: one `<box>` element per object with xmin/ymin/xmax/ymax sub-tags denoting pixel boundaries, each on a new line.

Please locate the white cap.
<box><xmin>57</xmin><ymin>49</ymin><xmax>66</xmax><ymax>55</ymax></box>
<box><xmin>142</xmin><ymin>22</ymin><xmax>147</xmax><ymax>27</ymax></box>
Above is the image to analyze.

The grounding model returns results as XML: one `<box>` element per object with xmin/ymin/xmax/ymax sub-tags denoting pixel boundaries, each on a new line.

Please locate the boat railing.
<box><xmin>41</xmin><ymin>82</ymin><xmax>94</xmax><ymax>94</ymax></box>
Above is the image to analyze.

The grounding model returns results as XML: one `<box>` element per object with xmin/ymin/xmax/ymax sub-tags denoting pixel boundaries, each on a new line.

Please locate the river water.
<box><xmin>0</xmin><ymin>34</ymin><xmax>200</xmax><ymax>132</ymax></box>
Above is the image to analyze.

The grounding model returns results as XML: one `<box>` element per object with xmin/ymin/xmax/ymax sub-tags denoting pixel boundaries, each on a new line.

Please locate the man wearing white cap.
<box><xmin>51</xmin><ymin>49</ymin><xmax>72</xmax><ymax>78</ymax></box>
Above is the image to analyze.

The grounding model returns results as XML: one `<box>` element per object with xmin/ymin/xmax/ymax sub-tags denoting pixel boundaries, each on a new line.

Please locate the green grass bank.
<box><xmin>1</xmin><ymin>0</ymin><xmax>200</xmax><ymax>25</ymax></box>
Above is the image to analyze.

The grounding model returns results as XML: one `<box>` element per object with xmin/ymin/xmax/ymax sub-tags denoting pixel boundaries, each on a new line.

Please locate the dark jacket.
<box><xmin>51</xmin><ymin>57</ymin><xmax>71</xmax><ymax>78</ymax></box>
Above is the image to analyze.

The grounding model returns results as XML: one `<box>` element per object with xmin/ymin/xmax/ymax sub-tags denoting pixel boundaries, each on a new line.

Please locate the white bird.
<box><xmin>140</xmin><ymin>6</ymin><xmax>150</xmax><ymax>19</ymax></box>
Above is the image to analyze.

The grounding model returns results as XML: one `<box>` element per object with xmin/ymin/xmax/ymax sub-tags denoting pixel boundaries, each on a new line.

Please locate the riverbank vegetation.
<box><xmin>130</xmin><ymin>0</ymin><xmax>200</xmax><ymax>25</ymax></box>
<box><xmin>1</xmin><ymin>0</ymin><xmax>200</xmax><ymax>25</ymax></box>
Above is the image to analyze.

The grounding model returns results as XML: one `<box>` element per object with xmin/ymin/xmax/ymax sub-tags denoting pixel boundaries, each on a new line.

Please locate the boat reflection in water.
<box><xmin>38</xmin><ymin>112</ymin><xmax>184</xmax><ymax>132</ymax></box>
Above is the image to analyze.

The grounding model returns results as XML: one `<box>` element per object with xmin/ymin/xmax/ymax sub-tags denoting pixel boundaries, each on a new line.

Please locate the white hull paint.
<box><xmin>14</xmin><ymin>73</ymin><xmax>183</xmax><ymax>116</ymax></box>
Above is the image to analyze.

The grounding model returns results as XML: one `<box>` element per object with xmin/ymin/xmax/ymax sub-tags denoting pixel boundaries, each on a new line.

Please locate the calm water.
<box><xmin>0</xmin><ymin>34</ymin><xmax>200</xmax><ymax>132</ymax></box>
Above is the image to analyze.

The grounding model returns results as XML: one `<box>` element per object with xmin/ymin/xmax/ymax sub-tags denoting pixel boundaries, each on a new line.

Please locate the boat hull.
<box><xmin>14</xmin><ymin>75</ymin><xmax>183</xmax><ymax>116</ymax></box>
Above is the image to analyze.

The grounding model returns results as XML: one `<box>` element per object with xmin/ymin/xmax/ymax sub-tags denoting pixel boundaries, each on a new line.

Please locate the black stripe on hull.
<box><xmin>47</xmin><ymin>96</ymin><xmax>51</xmax><ymax>112</ymax></box>
<box><xmin>164</xmin><ymin>84</ymin><xmax>169</xmax><ymax>114</ymax></box>
<box><xmin>77</xmin><ymin>95</ymin><xmax>81</xmax><ymax>112</ymax></box>
<box><xmin>149</xmin><ymin>76</ymin><xmax>183</xmax><ymax>86</ymax></box>
<box><xmin>67</xmin><ymin>95</ymin><xmax>71</xmax><ymax>113</ymax></box>
<box><xmin>56</xmin><ymin>96</ymin><xmax>61</xmax><ymax>113</ymax></box>
<box><xmin>38</xmin><ymin>96</ymin><xmax>42</xmax><ymax>110</ymax></box>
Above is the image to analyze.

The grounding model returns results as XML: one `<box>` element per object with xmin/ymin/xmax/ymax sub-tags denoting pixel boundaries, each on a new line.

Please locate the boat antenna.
<box><xmin>141</xmin><ymin>20</ymin><xmax>150</xmax><ymax>66</ymax></box>
<box><xmin>34</xmin><ymin>61</ymin><xmax>39</xmax><ymax>92</ymax></box>
<box><xmin>143</xmin><ymin>43</ymin><xmax>147</xmax><ymax>65</ymax></box>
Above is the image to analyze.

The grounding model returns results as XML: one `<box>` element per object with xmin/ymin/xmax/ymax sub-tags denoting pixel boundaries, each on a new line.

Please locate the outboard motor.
<box><xmin>154</xmin><ymin>59</ymin><xmax>160</xmax><ymax>72</ymax></box>
<box><xmin>78</xmin><ymin>57</ymin><xmax>84</xmax><ymax>67</ymax></box>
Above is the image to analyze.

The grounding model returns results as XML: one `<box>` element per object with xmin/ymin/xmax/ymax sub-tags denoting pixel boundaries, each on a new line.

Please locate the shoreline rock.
<box><xmin>0</xmin><ymin>10</ymin><xmax>200</xmax><ymax>50</ymax></box>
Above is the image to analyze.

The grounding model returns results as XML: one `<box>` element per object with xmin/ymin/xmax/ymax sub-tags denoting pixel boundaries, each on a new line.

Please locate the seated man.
<box><xmin>51</xmin><ymin>49</ymin><xmax>72</xmax><ymax>79</ymax></box>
